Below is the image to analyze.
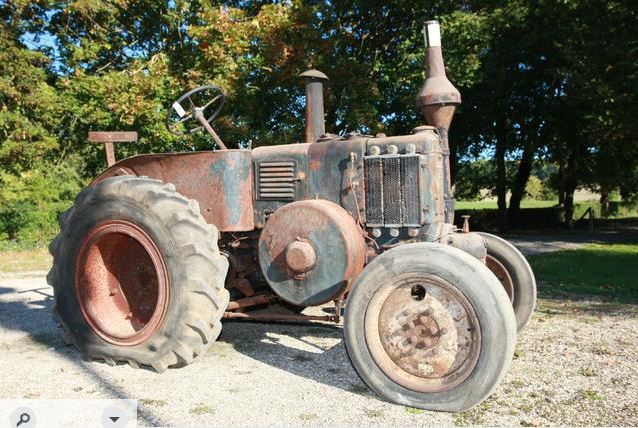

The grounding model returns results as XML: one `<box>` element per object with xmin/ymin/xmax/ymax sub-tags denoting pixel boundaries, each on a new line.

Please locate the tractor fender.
<box><xmin>91</xmin><ymin>151</ymin><xmax>255</xmax><ymax>232</ymax></box>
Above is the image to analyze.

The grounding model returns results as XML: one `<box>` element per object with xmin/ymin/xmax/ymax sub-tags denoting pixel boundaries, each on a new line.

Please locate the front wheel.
<box><xmin>478</xmin><ymin>232</ymin><xmax>537</xmax><ymax>332</ymax></box>
<box><xmin>344</xmin><ymin>243</ymin><xmax>516</xmax><ymax>412</ymax></box>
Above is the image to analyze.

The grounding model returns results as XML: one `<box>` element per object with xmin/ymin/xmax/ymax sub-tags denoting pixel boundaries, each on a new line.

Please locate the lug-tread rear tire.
<box><xmin>47</xmin><ymin>176</ymin><xmax>229</xmax><ymax>372</ymax></box>
<box><xmin>344</xmin><ymin>242</ymin><xmax>516</xmax><ymax>412</ymax></box>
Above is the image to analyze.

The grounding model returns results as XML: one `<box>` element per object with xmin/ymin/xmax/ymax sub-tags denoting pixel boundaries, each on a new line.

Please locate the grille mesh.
<box><xmin>382</xmin><ymin>157</ymin><xmax>402</xmax><ymax>225</ymax></box>
<box><xmin>364</xmin><ymin>155</ymin><xmax>421</xmax><ymax>226</ymax></box>
<box><xmin>401</xmin><ymin>156</ymin><xmax>420</xmax><ymax>224</ymax></box>
<box><xmin>364</xmin><ymin>157</ymin><xmax>384</xmax><ymax>224</ymax></box>
<box><xmin>256</xmin><ymin>161</ymin><xmax>296</xmax><ymax>200</ymax></box>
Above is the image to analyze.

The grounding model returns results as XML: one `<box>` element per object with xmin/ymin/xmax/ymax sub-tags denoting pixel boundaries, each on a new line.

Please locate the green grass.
<box><xmin>529</xmin><ymin>243</ymin><xmax>638</xmax><ymax>302</ymax></box>
<box><xmin>0</xmin><ymin>246</ymin><xmax>51</xmax><ymax>273</ymax></box>
<box><xmin>456</xmin><ymin>199</ymin><xmax>637</xmax><ymax>220</ymax></box>
<box><xmin>455</xmin><ymin>199</ymin><xmax>557</xmax><ymax>210</ymax></box>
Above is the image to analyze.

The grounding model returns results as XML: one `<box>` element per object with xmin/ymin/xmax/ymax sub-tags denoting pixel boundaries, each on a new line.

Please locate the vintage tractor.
<box><xmin>47</xmin><ymin>21</ymin><xmax>536</xmax><ymax>412</ymax></box>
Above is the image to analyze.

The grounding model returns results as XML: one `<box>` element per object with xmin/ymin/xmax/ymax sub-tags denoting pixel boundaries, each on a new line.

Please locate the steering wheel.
<box><xmin>165</xmin><ymin>85</ymin><xmax>225</xmax><ymax>136</ymax></box>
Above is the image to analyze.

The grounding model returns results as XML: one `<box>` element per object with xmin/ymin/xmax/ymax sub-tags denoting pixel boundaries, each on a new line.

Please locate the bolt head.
<box><xmin>369</xmin><ymin>146</ymin><xmax>381</xmax><ymax>155</ymax></box>
<box><xmin>406</xmin><ymin>143</ymin><xmax>416</xmax><ymax>153</ymax></box>
<box><xmin>408</xmin><ymin>228</ymin><xmax>419</xmax><ymax>237</ymax></box>
<box><xmin>389</xmin><ymin>228</ymin><xmax>400</xmax><ymax>237</ymax></box>
<box><xmin>387</xmin><ymin>144</ymin><xmax>398</xmax><ymax>155</ymax></box>
<box><xmin>371</xmin><ymin>228</ymin><xmax>382</xmax><ymax>238</ymax></box>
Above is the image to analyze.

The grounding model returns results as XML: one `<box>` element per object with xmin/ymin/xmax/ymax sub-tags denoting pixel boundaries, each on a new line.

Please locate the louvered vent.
<box><xmin>256</xmin><ymin>161</ymin><xmax>296</xmax><ymax>200</ymax></box>
<box><xmin>364</xmin><ymin>155</ymin><xmax>422</xmax><ymax>227</ymax></box>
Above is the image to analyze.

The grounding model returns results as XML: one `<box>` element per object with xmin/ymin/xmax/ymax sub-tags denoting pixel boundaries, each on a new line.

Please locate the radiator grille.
<box><xmin>256</xmin><ymin>161</ymin><xmax>296</xmax><ymax>200</ymax></box>
<box><xmin>364</xmin><ymin>155</ymin><xmax>421</xmax><ymax>226</ymax></box>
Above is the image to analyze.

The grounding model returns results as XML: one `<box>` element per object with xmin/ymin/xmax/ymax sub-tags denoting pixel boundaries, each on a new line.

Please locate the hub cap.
<box><xmin>74</xmin><ymin>220</ymin><xmax>169</xmax><ymax>346</ymax></box>
<box><xmin>364</xmin><ymin>273</ymin><xmax>481</xmax><ymax>393</ymax></box>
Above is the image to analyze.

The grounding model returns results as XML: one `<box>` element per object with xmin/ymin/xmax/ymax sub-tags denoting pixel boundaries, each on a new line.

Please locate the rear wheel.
<box><xmin>478</xmin><ymin>232</ymin><xmax>536</xmax><ymax>332</ymax></box>
<box><xmin>47</xmin><ymin>176</ymin><xmax>229</xmax><ymax>372</ymax></box>
<box><xmin>344</xmin><ymin>243</ymin><xmax>516</xmax><ymax>412</ymax></box>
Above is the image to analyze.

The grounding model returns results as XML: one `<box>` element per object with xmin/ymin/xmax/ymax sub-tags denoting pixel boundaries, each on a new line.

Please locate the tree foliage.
<box><xmin>0</xmin><ymin>0</ymin><xmax>636</xmax><ymax>243</ymax></box>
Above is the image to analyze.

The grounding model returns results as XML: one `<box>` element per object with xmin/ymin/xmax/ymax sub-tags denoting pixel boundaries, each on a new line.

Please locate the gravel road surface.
<box><xmin>1</xmin><ymin>237</ymin><xmax>637</xmax><ymax>427</ymax></box>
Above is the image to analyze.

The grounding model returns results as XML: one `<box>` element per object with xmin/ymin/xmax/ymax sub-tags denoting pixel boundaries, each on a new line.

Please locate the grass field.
<box><xmin>528</xmin><ymin>243</ymin><xmax>638</xmax><ymax>303</ymax></box>
<box><xmin>0</xmin><ymin>247</ymin><xmax>52</xmax><ymax>273</ymax></box>
<box><xmin>456</xmin><ymin>198</ymin><xmax>638</xmax><ymax>220</ymax></box>
<box><xmin>456</xmin><ymin>200</ymin><xmax>557</xmax><ymax>210</ymax></box>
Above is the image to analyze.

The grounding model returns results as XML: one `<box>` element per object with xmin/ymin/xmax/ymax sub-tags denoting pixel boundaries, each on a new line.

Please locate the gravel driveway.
<box><xmin>1</xmin><ymin>237</ymin><xmax>637</xmax><ymax>426</ymax></box>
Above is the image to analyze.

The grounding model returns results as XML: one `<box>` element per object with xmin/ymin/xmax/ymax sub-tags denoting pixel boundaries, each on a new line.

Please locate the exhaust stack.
<box><xmin>300</xmin><ymin>69</ymin><xmax>328</xmax><ymax>143</ymax></box>
<box><xmin>416</xmin><ymin>20</ymin><xmax>461</xmax><ymax>223</ymax></box>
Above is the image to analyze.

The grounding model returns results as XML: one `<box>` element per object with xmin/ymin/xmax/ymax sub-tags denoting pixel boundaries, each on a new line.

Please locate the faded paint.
<box><xmin>258</xmin><ymin>200</ymin><xmax>366</xmax><ymax>306</ymax></box>
<box><xmin>92</xmin><ymin>151</ymin><xmax>254</xmax><ymax>231</ymax></box>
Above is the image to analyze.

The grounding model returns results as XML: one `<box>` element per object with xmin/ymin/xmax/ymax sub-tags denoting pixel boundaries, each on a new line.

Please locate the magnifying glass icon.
<box><xmin>16</xmin><ymin>413</ymin><xmax>30</xmax><ymax>427</ymax></box>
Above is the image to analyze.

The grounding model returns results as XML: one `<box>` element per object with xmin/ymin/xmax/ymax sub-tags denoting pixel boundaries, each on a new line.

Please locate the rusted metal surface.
<box><xmin>74</xmin><ymin>220</ymin><xmax>169</xmax><ymax>346</ymax></box>
<box><xmin>461</xmin><ymin>215</ymin><xmax>471</xmax><ymax>233</ymax></box>
<box><xmin>251</xmin><ymin>143</ymin><xmax>311</xmax><ymax>228</ymax></box>
<box><xmin>416</xmin><ymin>21</ymin><xmax>461</xmax><ymax>109</ymax></box>
<box><xmin>226</xmin><ymin>294</ymin><xmax>274</xmax><ymax>311</ymax></box>
<box><xmin>258</xmin><ymin>200</ymin><xmax>366</xmax><ymax>306</ymax></box>
<box><xmin>416</xmin><ymin>20</ymin><xmax>461</xmax><ymax>224</ymax></box>
<box><xmin>364</xmin><ymin>273</ymin><xmax>481</xmax><ymax>393</ymax></box>
<box><xmin>486</xmin><ymin>255</ymin><xmax>515</xmax><ymax>302</ymax></box>
<box><xmin>223</xmin><ymin>311</ymin><xmax>339</xmax><ymax>323</ymax></box>
<box><xmin>299</xmin><ymin>70</ymin><xmax>328</xmax><ymax>144</ymax></box>
<box><xmin>438</xmin><ymin>230</ymin><xmax>487</xmax><ymax>262</ymax></box>
<box><xmin>88</xmin><ymin>131</ymin><xmax>139</xmax><ymax>143</ymax></box>
<box><xmin>92</xmin><ymin>151</ymin><xmax>254</xmax><ymax>232</ymax></box>
<box><xmin>284</xmin><ymin>240</ymin><xmax>317</xmax><ymax>274</ymax></box>
<box><xmin>88</xmin><ymin>131</ymin><xmax>138</xmax><ymax>167</ymax></box>
<box><xmin>308</xmin><ymin>138</ymin><xmax>367</xmax><ymax>223</ymax></box>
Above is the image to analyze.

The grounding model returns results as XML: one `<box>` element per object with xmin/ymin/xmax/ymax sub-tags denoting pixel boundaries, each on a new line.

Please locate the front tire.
<box><xmin>477</xmin><ymin>232</ymin><xmax>537</xmax><ymax>332</ymax></box>
<box><xmin>344</xmin><ymin>243</ymin><xmax>516</xmax><ymax>412</ymax></box>
<box><xmin>47</xmin><ymin>176</ymin><xmax>229</xmax><ymax>372</ymax></box>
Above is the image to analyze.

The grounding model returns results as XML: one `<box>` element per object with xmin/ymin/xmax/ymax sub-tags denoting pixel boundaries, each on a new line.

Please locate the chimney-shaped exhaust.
<box><xmin>416</xmin><ymin>20</ymin><xmax>461</xmax><ymax>223</ymax></box>
<box><xmin>417</xmin><ymin>20</ymin><xmax>461</xmax><ymax>128</ymax></box>
<box><xmin>300</xmin><ymin>69</ymin><xmax>328</xmax><ymax>143</ymax></box>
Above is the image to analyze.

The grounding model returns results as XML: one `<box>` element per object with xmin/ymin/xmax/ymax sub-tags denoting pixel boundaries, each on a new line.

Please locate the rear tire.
<box><xmin>344</xmin><ymin>243</ymin><xmax>516</xmax><ymax>412</ymax></box>
<box><xmin>47</xmin><ymin>176</ymin><xmax>229</xmax><ymax>372</ymax></box>
<box><xmin>477</xmin><ymin>232</ymin><xmax>536</xmax><ymax>332</ymax></box>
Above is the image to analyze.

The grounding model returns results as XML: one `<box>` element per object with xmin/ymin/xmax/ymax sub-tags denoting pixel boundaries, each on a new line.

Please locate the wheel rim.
<box><xmin>74</xmin><ymin>220</ymin><xmax>169</xmax><ymax>346</ymax></box>
<box><xmin>364</xmin><ymin>273</ymin><xmax>481</xmax><ymax>393</ymax></box>
<box><xmin>485</xmin><ymin>255</ymin><xmax>514</xmax><ymax>303</ymax></box>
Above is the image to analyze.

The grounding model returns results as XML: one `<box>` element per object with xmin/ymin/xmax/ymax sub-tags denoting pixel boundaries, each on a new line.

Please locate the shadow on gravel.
<box><xmin>0</xmin><ymin>284</ymin><xmax>168</xmax><ymax>426</ymax></box>
<box><xmin>218</xmin><ymin>319</ymin><xmax>373</xmax><ymax>397</ymax></box>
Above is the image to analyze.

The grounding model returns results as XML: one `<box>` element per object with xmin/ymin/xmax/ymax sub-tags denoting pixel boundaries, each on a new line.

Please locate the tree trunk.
<box><xmin>600</xmin><ymin>185</ymin><xmax>610</xmax><ymax>217</ymax></box>
<box><xmin>508</xmin><ymin>142</ymin><xmax>534</xmax><ymax>227</ymax></box>
<box><xmin>563</xmin><ymin>150</ymin><xmax>579</xmax><ymax>228</ymax></box>
<box><xmin>564</xmin><ymin>185</ymin><xmax>576</xmax><ymax>228</ymax></box>
<box><xmin>557</xmin><ymin>161</ymin><xmax>565</xmax><ymax>205</ymax></box>
<box><xmin>495</xmin><ymin>122</ymin><xmax>508</xmax><ymax>230</ymax></box>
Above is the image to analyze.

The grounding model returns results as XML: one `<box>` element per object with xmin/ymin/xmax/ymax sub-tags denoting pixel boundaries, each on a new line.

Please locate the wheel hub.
<box><xmin>364</xmin><ymin>273</ymin><xmax>481</xmax><ymax>393</ymax></box>
<box><xmin>74</xmin><ymin>220</ymin><xmax>169</xmax><ymax>346</ymax></box>
<box><xmin>486</xmin><ymin>255</ymin><xmax>514</xmax><ymax>302</ymax></box>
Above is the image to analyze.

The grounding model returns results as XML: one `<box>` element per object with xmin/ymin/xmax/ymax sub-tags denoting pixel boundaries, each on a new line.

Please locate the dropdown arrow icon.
<box><xmin>109</xmin><ymin>416</ymin><xmax>120</xmax><ymax>423</ymax></box>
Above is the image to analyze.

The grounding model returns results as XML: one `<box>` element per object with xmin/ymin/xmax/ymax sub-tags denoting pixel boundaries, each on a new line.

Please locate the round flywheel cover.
<box><xmin>258</xmin><ymin>200</ymin><xmax>366</xmax><ymax>306</ymax></box>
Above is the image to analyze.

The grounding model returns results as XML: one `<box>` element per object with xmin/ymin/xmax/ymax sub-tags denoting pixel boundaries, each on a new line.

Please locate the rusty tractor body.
<box><xmin>48</xmin><ymin>21</ymin><xmax>536</xmax><ymax>412</ymax></box>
